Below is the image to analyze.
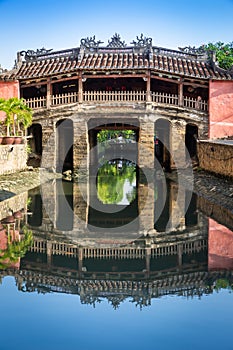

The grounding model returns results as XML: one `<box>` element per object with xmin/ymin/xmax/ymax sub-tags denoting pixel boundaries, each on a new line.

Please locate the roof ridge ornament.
<box><xmin>178</xmin><ymin>45</ymin><xmax>206</xmax><ymax>55</ymax></box>
<box><xmin>20</xmin><ymin>47</ymin><xmax>53</xmax><ymax>61</ymax></box>
<box><xmin>80</xmin><ymin>35</ymin><xmax>104</xmax><ymax>51</ymax></box>
<box><xmin>131</xmin><ymin>34</ymin><xmax>152</xmax><ymax>49</ymax></box>
<box><xmin>107</xmin><ymin>33</ymin><xmax>126</xmax><ymax>48</ymax></box>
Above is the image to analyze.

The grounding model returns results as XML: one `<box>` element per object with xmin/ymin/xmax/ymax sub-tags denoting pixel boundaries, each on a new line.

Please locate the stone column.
<box><xmin>170</xmin><ymin>119</ymin><xmax>186</xmax><ymax>169</ymax></box>
<box><xmin>73</xmin><ymin>118</ymin><xmax>89</xmax><ymax>178</ymax></box>
<box><xmin>41</xmin><ymin>120</ymin><xmax>56</xmax><ymax>171</ymax></box>
<box><xmin>138</xmin><ymin>120</ymin><xmax>154</xmax><ymax>169</ymax></box>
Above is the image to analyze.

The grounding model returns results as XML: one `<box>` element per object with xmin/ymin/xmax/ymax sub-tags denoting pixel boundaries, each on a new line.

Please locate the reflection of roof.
<box><xmin>1</xmin><ymin>34</ymin><xmax>232</xmax><ymax>81</ymax></box>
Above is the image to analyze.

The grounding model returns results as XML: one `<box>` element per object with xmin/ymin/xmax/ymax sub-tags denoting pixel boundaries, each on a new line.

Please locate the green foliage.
<box><xmin>97</xmin><ymin>129</ymin><xmax>135</xmax><ymax>143</ymax></box>
<box><xmin>97</xmin><ymin>161</ymin><xmax>136</xmax><ymax>204</ymax></box>
<box><xmin>214</xmin><ymin>278</ymin><xmax>233</xmax><ymax>292</ymax></box>
<box><xmin>0</xmin><ymin>97</ymin><xmax>32</xmax><ymax>136</ymax></box>
<box><xmin>0</xmin><ymin>226</ymin><xmax>33</xmax><ymax>269</ymax></box>
<box><xmin>200</xmin><ymin>41</ymin><xmax>233</xmax><ymax>70</ymax></box>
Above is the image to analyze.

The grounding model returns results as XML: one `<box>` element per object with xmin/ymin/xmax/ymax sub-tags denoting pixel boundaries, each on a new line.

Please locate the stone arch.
<box><xmin>56</xmin><ymin>118</ymin><xmax>73</xmax><ymax>173</ymax></box>
<box><xmin>185</xmin><ymin>123</ymin><xmax>198</xmax><ymax>162</ymax></box>
<box><xmin>154</xmin><ymin>118</ymin><xmax>171</xmax><ymax>171</ymax></box>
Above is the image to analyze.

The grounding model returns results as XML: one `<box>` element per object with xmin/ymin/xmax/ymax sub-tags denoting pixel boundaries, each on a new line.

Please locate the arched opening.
<box><xmin>154</xmin><ymin>119</ymin><xmax>171</xmax><ymax>171</ymax></box>
<box><xmin>87</xmin><ymin>119</ymin><xmax>139</xmax><ymax>232</ymax></box>
<box><xmin>185</xmin><ymin>124</ymin><xmax>198</xmax><ymax>162</ymax></box>
<box><xmin>56</xmin><ymin>119</ymin><xmax>73</xmax><ymax>173</ymax></box>
<box><xmin>27</xmin><ymin>124</ymin><xmax>42</xmax><ymax>167</ymax></box>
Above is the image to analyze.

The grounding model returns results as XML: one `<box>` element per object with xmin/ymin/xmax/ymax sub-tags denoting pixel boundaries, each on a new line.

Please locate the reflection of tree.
<box><xmin>0</xmin><ymin>227</ymin><xmax>33</xmax><ymax>269</ymax></box>
<box><xmin>97</xmin><ymin>161</ymin><xmax>136</xmax><ymax>204</ymax></box>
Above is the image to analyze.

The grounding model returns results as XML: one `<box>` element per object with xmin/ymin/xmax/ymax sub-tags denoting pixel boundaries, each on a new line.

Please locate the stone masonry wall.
<box><xmin>0</xmin><ymin>144</ymin><xmax>27</xmax><ymax>175</ymax></box>
<box><xmin>197</xmin><ymin>141</ymin><xmax>233</xmax><ymax>178</ymax></box>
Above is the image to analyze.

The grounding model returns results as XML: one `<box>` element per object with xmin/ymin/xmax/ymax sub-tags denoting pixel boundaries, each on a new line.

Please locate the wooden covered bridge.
<box><xmin>1</xmin><ymin>33</ymin><xmax>232</xmax><ymax>172</ymax></box>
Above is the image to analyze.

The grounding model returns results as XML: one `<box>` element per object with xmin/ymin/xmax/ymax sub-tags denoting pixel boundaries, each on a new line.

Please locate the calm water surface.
<box><xmin>0</xmin><ymin>160</ymin><xmax>232</xmax><ymax>350</ymax></box>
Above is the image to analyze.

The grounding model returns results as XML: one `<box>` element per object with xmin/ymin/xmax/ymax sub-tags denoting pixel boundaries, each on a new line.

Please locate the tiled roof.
<box><xmin>1</xmin><ymin>43</ymin><xmax>232</xmax><ymax>81</ymax></box>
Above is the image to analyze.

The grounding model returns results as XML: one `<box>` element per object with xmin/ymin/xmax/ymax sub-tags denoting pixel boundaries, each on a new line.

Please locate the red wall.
<box><xmin>0</xmin><ymin>81</ymin><xmax>19</xmax><ymax>120</ymax></box>
<box><xmin>208</xmin><ymin>218</ymin><xmax>233</xmax><ymax>270</ymax></box>
<box><xmin>209</xmin><ymin>81</ymin><xmax>233</xmax><ymax>139</ymax></box>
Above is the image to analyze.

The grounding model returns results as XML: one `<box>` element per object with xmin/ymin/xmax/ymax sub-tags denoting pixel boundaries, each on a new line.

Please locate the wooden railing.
<box><xmin>52</xmin><ymin>92</ymin><xmax>79</xmax><ymax>106</ymax></box>
<box><xmin>25</xmin><ymin>96</ymin><xmax>47</xmax><ymax>109</ymax></box>
<box><xmin>151</xmin><ymin>92</ymin><xmax>179</xmax><ymax>105</ymax></box>
<box><xmin>83</xmin><ymin>90</ymin><xmax>146</xmax><ymax>102</ymax></box>
<box><xmin>25</xmin><ymin>91</ymin><xmax>208</xmax><ymax>112</ymax></box>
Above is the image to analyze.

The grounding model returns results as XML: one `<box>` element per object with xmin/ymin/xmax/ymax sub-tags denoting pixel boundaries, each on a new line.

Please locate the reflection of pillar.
<box><xmin>47</xmin><ymin>241</ymin><xmax>52</xmax><ymax>267</ymax></box>
<box><xmin>73</xmin><ymin>182</ymin><xmax>89</xmax><ymax>231</ymax></box>
<box><xmin>138</xmin><ymin>120</ymin><xmax>154</xmax><ymax>169</ymax></box>
<box><xmin>138</xmin><ymin>181</ymin><xmax>154</xmax><ymax>233</ymax></box>
<box><xmin>73</xmin><ymin>119</ymin><xmax>89</xmax><ymax>176</ymax></box>
<box><xmin>40</xmin><ymin>180</ymin><xmax>57</xmax><ymax>230</ymax></box>
<box><xmin>78</xmin><ymin>247</ymin><xmax>83</xmax><ymax>278</ymax></box>
<box><xmin>145</xmin><ymin>247</ymin><xmax>151</xmax><ymax>277</ymax></box>
<box><xmin>170</xmin><ymin>120</ymin><xmax>186</xmax><ymax>169</ymax></box>
<box><xmin>177</xmin><ymin>244</ymin><xmax>183</xmax><ymax>269</ymax></box>
<box><xmin>169</xmin><ymin>182</ymin><xmax>186</xmax><ymax>231</ymax></box>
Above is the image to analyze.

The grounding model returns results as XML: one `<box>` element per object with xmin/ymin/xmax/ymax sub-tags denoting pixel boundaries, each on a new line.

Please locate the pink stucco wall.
<box><xmin>209</xmin><ymin>81</ymin><xmax>233</xmax><ymax>139</ymax></box>
<box><xmin>0</xmin><ymin>81</ymin><xmax>19</xmax><ymax>120</ymax></box>
<box><xmin>208</xmin><ymin>218</ymin><xmax>233</xmax><ymax>270</ymax></box>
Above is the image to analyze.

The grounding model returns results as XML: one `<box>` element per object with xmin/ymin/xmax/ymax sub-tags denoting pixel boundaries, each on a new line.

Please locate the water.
<box><xmin>0</xmin><ymin>160</ymin><xmax>233</xmax><ymax>350</ymax></box>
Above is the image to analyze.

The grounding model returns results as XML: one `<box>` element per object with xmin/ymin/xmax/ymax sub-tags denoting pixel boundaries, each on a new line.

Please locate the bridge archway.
<box><xmin>56</xmin><ymin>118</ymin><xmax>73</xmax><ymax>173</ymax></box>
<box><xmin>154</xmin><ymin>119</ymin><xmax>171</xmax><ymax>171</ymax></box>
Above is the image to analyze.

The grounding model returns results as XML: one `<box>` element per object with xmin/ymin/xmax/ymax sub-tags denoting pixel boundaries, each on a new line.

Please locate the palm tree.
<box><xmin>0</xmin><ymin>97</ymin><xmax>32</xmax><ymax>136</ymax></box>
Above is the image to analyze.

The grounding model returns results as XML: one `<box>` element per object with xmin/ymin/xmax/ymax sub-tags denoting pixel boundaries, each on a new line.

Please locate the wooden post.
<box><xmin>47</xmin><ymin>79</ymin><xmax>52</xmax><ymax>108</ymax></box>
<box><xmin>146</xmin><ymin>71</ymin><xmax>151</xmax><ymax>102</ymax></box>
<box><xmin>178</xmin><ymin>80</ymin><xmax>183</xmax><ymax>106</ymax></box>
<box><xmin>78</xmin><ymin>77</ymin><xmax>83</xmax><ymax>103</ymax></box>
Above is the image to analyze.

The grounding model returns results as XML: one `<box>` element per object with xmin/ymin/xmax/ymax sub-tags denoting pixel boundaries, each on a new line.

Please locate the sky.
<box><xmin>0</xmin><ymin>0</ymin><xmax>233</xmax><ymax>70</ymax></box>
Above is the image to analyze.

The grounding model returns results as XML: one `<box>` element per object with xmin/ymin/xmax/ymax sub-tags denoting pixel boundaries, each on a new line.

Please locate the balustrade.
<box><xmin>24</xmin><ymin>90</ymin><xmax>208</xmax><ymax>112</ymax></box>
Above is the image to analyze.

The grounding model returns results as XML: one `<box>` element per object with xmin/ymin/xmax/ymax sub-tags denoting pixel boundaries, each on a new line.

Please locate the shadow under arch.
<box><xmin>185</xmin><ymin>123</ymin><xmax>198</xmax><ymax>162</ymax></box>
<box><xmin>154</xmin><ymin>118</ymin><xmax>171</xmax><ymax>171</ymax></box>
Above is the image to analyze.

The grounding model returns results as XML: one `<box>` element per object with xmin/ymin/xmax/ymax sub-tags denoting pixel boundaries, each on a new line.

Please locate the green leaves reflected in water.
<box><xmin>0</xmin><ymin>227</ymin><xmax>33</xmax><ymax>269</ymax></box>
<box><xmin>97</xmin><ymin>160</ymin><xmax>137</xmax><ymax>205</ymax></box>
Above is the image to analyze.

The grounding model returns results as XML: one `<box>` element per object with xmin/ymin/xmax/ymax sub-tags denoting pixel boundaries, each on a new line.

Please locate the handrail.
<box><xmin>24</xmin><ymin>91</ymin><xmax>208</xmax><ymax>112</ymax></box>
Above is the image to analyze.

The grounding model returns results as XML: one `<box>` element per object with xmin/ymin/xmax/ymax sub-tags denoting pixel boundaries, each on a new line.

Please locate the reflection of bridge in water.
<box><xmin>0</xmin><ymin>174</ymin><xmax>232</xmax><ymax>307</ymax></box>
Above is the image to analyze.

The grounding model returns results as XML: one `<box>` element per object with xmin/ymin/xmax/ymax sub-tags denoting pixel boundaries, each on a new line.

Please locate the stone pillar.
<box><xmin>73</xmin><ymin>118</ymin><xmax>89</xmax><ymax>178</ymax></box>
<box><xmin>40</xmin><ymin>120</ymin><xmax>56</xmax><ymax>171</ymax></box>
<box><xmin>138</xmin><ymin>120</ymin><xmax>154</xmax><ymax>169</ymax></box>
<box><xmin>170</xmin><ymin>119</ymin><xmax>186</xmax><ymax>169</ymax></box>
